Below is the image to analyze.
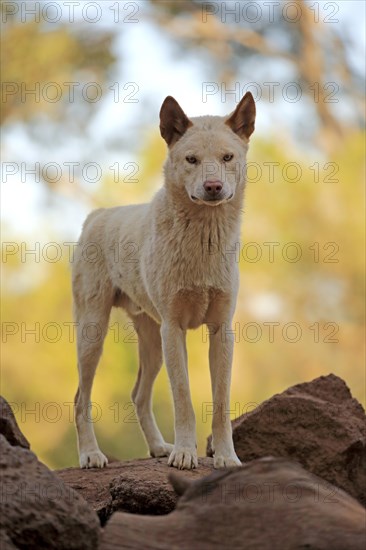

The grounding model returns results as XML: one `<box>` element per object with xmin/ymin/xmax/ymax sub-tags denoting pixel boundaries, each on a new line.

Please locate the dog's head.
<box><xmin>160</xmin><ymin>93</ymin><xmax>256</xmax><ymax>207</ymax></box>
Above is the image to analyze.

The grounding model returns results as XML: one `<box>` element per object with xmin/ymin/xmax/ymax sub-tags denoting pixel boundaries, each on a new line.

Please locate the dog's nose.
<box><xmin>203</xmin><ymin>180</ymin><xmax>223</xmax><ymax>196</ymax></box>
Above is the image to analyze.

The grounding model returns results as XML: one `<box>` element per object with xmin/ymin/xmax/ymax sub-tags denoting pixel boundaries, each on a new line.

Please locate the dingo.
<box><xmin>73</xmin><ymin>92</ymin><xmax>256</xmax><ymax>469</ymax></box>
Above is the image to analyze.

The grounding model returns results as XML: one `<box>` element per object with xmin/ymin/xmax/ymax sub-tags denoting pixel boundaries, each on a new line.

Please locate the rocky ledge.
<box><xmin>1</xmin><ymin>374</ymin><xmax>365</xmax><ymax>549</ymax></box>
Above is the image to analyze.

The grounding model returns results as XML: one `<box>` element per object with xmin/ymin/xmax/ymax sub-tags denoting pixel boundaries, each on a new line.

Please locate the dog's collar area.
<box><xmin>190</xmin><ymin>194</ymin><xmax>233</xmax><ymax>206</ymax></box>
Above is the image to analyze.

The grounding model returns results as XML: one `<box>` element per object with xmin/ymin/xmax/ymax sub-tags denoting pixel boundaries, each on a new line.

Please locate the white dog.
<box><xmin>73</xmin><ymin>92</ymin><xmax>256</xmax><ymax>469</ymax></box>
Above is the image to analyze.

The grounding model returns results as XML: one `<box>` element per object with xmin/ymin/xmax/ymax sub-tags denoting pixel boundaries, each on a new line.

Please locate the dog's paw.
<box><xmin>168</xmin><ymin>447</ymin><xmax>198</xmax><ymax>470</ymax></box>
<box><xmin>214</xmin><ymin>453</ymin><xmax>241</xmax><ymax>469</ymax></box>
<box><xmin>150</xmin><ymin>442</ymin><xmax>174</xmax><ymax>458</ymax></box>
<box><xmin>79</xmin><ymin>450</ymin><xmax>108</xmax><ymax>469</ymax></box>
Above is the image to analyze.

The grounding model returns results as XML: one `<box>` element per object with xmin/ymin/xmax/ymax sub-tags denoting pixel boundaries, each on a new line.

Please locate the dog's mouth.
<box><xmin>190</xmin><ymin>193</ymin><xmax>233</xmax><ymax>206</ymax></box>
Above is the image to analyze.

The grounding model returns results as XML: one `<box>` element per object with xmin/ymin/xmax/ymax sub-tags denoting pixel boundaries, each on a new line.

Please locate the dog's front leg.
<box><xmin>161</xmin><ymin>322</ymin><xmax>197</xmax><ymax>470</ymax></box>
<box><xmin>209</xmin><ymin>325</ymin><xmax>241</xmax><ymax>468</ymax></box>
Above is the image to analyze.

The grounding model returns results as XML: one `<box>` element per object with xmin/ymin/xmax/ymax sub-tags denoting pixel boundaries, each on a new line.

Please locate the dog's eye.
<box><xmin>223</xmin><ymin>154</ymin><xmax>233</xmax><ymax>162</ymax></box>
<box><xmin>186</xmin><ymin>156</ymin><xmax>197</xmax><ymax>164</ymax></box>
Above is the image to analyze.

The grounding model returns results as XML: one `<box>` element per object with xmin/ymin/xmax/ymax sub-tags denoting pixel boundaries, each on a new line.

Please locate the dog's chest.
<box><xmin>160</xmin><ymin>218</ymin><xmax>238</xmax><ymax>290</ymax></box>
<box><xmin>168</xmin><ymin>287</ymin><xmax>212</xmax><ymax>330</ymax></box>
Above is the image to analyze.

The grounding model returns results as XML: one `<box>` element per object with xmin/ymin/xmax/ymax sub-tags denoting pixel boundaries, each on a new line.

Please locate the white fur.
<box><xmin>73</xmin><ymin>93</ymin><xmax>255</xmax><ymax>469</ymax></box>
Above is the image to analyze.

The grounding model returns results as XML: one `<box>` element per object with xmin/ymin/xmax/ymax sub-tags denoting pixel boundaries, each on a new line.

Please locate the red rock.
<box><xmin>0</xmin><ymin>396</ymin><xmax>30</xmax><ymax>449</ymax></box>
<box><xmin>207</xmin><ymin>374</ymin><xmax>366</xmax><ymax>505</ymax></box>
<box><xmin>100</xmin><ymin>457</ymin><xmax>366</xmax><ymax>550</ymax></box>
<box><xmin>0</xmin><ymin>435</ymin><xmax>100</xmax><ymax>549</ymax></box>
<box><xmin>57</xmin><ymin>457</ymin><xmax>214</xmax><ymax>524</ymax></box>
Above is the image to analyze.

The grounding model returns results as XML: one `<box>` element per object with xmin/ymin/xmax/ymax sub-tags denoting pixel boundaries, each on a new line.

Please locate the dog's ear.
<box><xmin>160</xmin><ymin>96</ymin><xmax>193</xmax><ymax>147</ymax></box>
<box><xmin>225</xmin><ymin>92</ymin><xmax>256</xmax><ymax>140</ymax></box>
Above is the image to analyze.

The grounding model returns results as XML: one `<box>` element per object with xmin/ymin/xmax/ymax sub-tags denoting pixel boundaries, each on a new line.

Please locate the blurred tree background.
<box><xmin>1</xmin><ymin>0</ymin><xmax>365</xmax><ymax>469</ymax></box>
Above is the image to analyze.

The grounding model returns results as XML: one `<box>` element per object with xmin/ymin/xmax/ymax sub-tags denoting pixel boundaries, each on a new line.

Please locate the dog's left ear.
<box><xmin>160</xmin><ymin>96</ymin><xmax>193</xmax><ymax>147</ymax></box>
<box><xmin>225</xmin><ymin>92</ymin><xmax>256</xmax><ymax>140</ymax></box>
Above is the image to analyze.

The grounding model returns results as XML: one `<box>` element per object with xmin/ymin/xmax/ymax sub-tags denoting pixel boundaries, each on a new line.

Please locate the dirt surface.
<box><xmin>57</xmin><ymin>457</ymin><xmax>214</xmax><ymax>524</ymax></box>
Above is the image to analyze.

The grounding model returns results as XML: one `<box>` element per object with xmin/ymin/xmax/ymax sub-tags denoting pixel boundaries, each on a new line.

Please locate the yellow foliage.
<box><xmin>2</xmin><ymin>133</ymin><xmax>364</xmax><ymax>469</ymax></box>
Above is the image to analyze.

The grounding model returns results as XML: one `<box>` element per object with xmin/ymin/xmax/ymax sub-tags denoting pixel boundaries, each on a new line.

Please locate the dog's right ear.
<box><xmin>159</xmin><ymin>96</ymin><xmax>193</xmax><ymax>147</ymax></box>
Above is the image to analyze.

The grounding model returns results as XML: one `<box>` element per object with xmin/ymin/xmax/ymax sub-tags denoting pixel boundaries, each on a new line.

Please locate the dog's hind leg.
<box><xmin>74</xmin><ymin>294</ymin><xmax>112</xmax><ymax>468</ymax></box>
<box><xmin>131</xmin><ymin>313</ymin><xmax>173</xmax><ymax>458</ymax></box>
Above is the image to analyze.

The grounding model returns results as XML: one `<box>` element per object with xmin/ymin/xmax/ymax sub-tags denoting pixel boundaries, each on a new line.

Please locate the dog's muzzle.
<box><xmin>190</xmin><ymin>193</ymin><xmax>234</xmax><ymax>206</ymax></box>
<box><xmin>190</xmin><ymin>179</ymin><xmax>233</xmax><ymax>206</ymax></box>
